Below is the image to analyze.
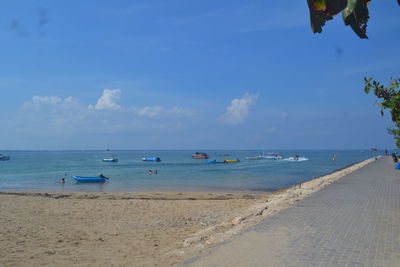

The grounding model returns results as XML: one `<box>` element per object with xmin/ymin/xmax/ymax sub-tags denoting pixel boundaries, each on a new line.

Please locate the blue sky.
<box><xmin>0</xmin><ymin>0</ymin><xmax>399</xmax><ymax>150</ymax></box>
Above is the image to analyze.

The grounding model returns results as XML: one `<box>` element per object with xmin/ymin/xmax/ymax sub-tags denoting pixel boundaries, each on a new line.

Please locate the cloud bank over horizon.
<box><xmin>14</xmin><ymin>89</ymin><xmax>201</xmax><ymax>136</ymax></box>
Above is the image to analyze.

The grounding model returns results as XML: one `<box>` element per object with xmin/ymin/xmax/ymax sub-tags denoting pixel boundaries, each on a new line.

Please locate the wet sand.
<box><xmin>0</xmin><ymin>157</ymin><xmax>377</xmax><ymax>266</ymax></box>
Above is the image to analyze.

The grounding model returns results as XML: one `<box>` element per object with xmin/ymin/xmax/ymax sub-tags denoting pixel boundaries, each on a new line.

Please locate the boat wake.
<box><xmin>282</xmin><ymin>157</ymin><xmax>309</xmax><ymax>162</ymax></box>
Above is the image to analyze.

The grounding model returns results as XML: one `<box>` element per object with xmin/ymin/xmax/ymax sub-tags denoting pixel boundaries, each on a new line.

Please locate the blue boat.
<box><xmin>207</xmin><ymin>159</ymin><xmax>224</xmax><ymax>164</ymax></box>
<box><xmin>142</xmin><ymin>157</ymin><xmax>161</xmax><ymax>162</ymax></box>
<box><xmin>73</xmin><ymin>175</ymin><xmax>109</xmax><ymax>183</ymax></box>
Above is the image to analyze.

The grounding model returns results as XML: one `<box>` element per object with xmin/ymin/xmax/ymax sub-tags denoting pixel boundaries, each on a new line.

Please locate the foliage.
<box><xmin>307</xmin><ymin>0</ymin><xmax>399</xmax><ymax>39</ymax></box>
<box><xmin>364</xmin><ymin>78</ymin><xmax>400</xmax><ymax>148</ymax></box>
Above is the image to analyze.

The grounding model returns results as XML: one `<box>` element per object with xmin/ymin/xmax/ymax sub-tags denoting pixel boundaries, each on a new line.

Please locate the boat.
<box><xmin>0</xmin><ymin>154</ymin><xmax>10</xmax><ymax>161</ymax></box>
<box><xmin>245</xmin><ymin>152</ymin><xmax>283</xmax><ymax>160</ymax></box>
<box><xmin>102</xmin><ymin>156</ymin><xmax>118</xmax><ymax>162</ymax></box>
<box><xmin>207</xmin><ymin>159</ymin><xmax>224</xmax><ymax>164</ymax></box>
<box><xmin>224</xmin><ymin>159</ymin><xmax>240</xmax><ymax>163</ymax></box>
<box><xmin>73</xmin><ymin>175</ymin><xmax>109</xmax><ymax>183</ymax></box>
<box><xmin>283</xmin><ymin>156</ymin><xmax>309</xmax><ymax>162</ymax></box>
<box><xmin>142</xmin><ymin>157</ymin><xmax>161</xmax><ymax>162</ymax></box>
<box><xmin>192</xmin><ymin>152</ymin><xmax>209</xmax><ymax>159</ymax></box>
<box><xmin>263</xmin><ymin>153</ymin><xmax>283</xmax><ymax>160</ymax></box>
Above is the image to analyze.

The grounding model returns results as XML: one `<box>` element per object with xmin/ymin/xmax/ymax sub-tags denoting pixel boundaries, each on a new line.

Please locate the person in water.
<box><xmin>59</xmin><ymin>178</ymin><xmax>65</xmax><ymax>184</ymax></box>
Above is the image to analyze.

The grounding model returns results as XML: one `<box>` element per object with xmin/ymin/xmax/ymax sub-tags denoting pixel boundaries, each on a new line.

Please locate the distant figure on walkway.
<box><xmin>385</xmin><ymin>149</ymin><xmax>388</xmax><ymax>156</ymax></box>
<box><xmin>391</xmin><ymin>153</ymin><xmax>398</xmax><ymax>163</ymax></box>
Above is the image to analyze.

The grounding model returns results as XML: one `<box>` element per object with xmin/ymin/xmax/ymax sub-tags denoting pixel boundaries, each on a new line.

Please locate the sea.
<box><xmin>0</xmin><ymin>150</ymin><xmax>388</xmax><ymax>193</ymax></box>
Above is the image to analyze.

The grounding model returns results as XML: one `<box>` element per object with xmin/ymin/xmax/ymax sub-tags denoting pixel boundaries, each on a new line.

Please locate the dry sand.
<box><xmin>0</xmin><ymin>157</ymin><xmax>377</xmax><ymax>266</ymax></box>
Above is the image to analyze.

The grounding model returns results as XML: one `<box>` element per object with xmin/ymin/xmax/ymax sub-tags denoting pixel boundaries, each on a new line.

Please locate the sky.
<box><xmin>0</xmin><ymin>0</ymin><xmax>399</xmax><ymax>150</ymax></box>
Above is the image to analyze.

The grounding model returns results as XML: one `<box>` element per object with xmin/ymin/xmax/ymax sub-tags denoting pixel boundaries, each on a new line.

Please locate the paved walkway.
<box><xmin>183</xmin><ymin>157</ymin><xmax>400</xmax><ymax>267</ymax></box>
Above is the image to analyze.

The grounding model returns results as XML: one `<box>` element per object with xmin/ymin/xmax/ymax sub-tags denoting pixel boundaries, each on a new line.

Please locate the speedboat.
<box><xmin>263</xmin><ymin>153</ymin><xmax>283</xmax><ymax>160</ymax></box>
<box><xmin>103</xmin><ymin>156</ymin><xmax>118</xmax><ymax>162</ymax></box>
<box><xmin>0</xmin><ymin>154</ymin><xmax>10</xmax><ymax>160</ymax></box>
<box><xmin>207</xmin><ymin>159</ymin><xmax>224</xmax><ymax>164</ymax></box>
<box><xmin>192</xmin><ymin>152</ymin><xmax>209</xmax><ymax>159</ymax></box>
<box><xmin>142</xmin><ymin>157</ymin><xmax>161</xmax><ymax>162</ymax></box>
<box><xmin>246</xmin><ymin>152</ymin><xmax>283</xmax><ymax>160</ymax></box>
<box><xmin>283</xmin><ymin>156</ymin><xmax>309</xmax><ymax>162</ymax></box>
<box><xmin>73</xmin><ymin>175</ymin><xmax>109</xmax><ymax>183</ymax></box>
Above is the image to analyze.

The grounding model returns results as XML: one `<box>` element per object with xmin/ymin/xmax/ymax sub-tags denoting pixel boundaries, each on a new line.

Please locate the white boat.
<box><xmin>102</xmin><ymin>156</ymin><xmax>118</xmax><ymax>162</ymax></box>
<box><xmin>283</xmin><ymin>156</ymin><xmax>309</xmax><ymax>162</ymax></box>
<box><xmin>262</xmin><ymin>153</ymin><xmax>283</xmax><ymax>160</ymax></box>
<box><xmin>246</xmin><ymin>152</ymin><xmax>283</xmax><ymax>160</ymax></box>
<box><xmin>0</xmin><ymin>154</ymin><xmax>10</xmax><ymax>160</ymax></box>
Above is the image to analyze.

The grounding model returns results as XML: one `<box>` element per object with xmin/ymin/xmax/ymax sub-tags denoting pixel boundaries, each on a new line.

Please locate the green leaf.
<box><xmin>381</xmin><ymin>101</ymin><xmax>395</xmax><ymax>109</ymax></box>
<box><xmin>342</xmin><ymin>0</ymin><xmax>370</xmax><ymax>39</ymax></box>
<box><xmin>342</xmin><ymin>0</ymin><xmax>358</xmax><ymax>21</ymax></box>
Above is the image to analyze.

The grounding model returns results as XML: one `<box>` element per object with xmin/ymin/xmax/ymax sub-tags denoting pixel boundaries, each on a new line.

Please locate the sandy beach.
<box><xmin>0</xmin><ymin>157</ymin><xmax>377</xmax><ymax>267</ymax></box>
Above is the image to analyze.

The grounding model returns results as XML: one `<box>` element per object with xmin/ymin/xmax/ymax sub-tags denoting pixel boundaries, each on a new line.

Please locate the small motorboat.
<box><xmin>263</xmin><ymin>153</ymin><xmax>283</xmax><ymax>160</ymax></box>
<box><xmin>224</xmin><ymin>159</ymin><xmax>240</xmax><ymax>163</ymax></box>
<box><xmin>73</xmin><ymin>175</ymin><xmax>109</xmax><ymax>183</ymax></box>
<box><xmin>207</xmin><ymin>159</ymin><xmax>224</xmax><ymax>164</ymax></box>
<box><xmin>283</xmin><ymin>156</ymin><xmax>309</xmax><ymax>162</ymax></box>
<box><xmin>245</xmin><ymin>152</ymin><xmax>283</xmax><ymax>160</ymax></box>
<box><xmin>102</xmin><ymin>157</ymin><xmax>118</xmax><ymax>162</ymax></box>
<box><xmin>142</xmin><ymin>157</ymin><xmax>161</xmax><ymax>162</ymax></box>
<box><xmin>0</xmin><ymin>154</ymin><xmax>10</xmax><ymax>161</ymax></box>
<box><xmin>192</xmin><ymin>152</ymin><xmax>209</xmax><ymax>159</ymax></box>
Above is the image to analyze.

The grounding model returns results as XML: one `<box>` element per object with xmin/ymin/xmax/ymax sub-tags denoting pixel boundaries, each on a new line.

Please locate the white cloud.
<box><xmin>221</xmin><ymin>93</ymin><xmax>258</xmax><ymax>124</ymax></box>
<box><xmin>134</xmin><ymin>106</ymin><xmax>194</xmax><ymax>118</ymax></box>
<box><xmin>135</xmin><ymin>106</ymin><xmax>163</xmax><ymax>118</ymax></box>
<box><xmin>89</xmin><ymin>89</ymin><xmax>121</xmax><ymax>110</ymax></box>
<box><xmin>22</xmin><ymin>95</ymin><xmax>81</xmax><ymax>112</ymax></box>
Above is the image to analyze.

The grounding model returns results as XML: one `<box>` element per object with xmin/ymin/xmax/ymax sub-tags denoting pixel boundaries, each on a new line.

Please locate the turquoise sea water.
<box><xmin>0</xmin><ymin>150</ymin><xmax>385</xmax><ymax>193</ymax></box>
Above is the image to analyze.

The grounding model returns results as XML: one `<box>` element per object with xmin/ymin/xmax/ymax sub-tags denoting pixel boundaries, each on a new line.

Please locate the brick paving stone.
<box><xmin>183</xmin><ymin>157</ymin><xmax>400</xmax><ymax>267</ymax></box>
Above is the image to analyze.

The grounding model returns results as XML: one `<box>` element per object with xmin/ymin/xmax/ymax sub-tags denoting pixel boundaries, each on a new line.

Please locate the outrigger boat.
<box><xmin>73</xmin><ymin>175</ymin><xmax>109</xmax><ymax>183</ymax></box>
<box><xmin>0</xmin><ymin>154</ymin><xmax>10</xmax><ymax>161</ymax></box>
<box><xmin>246</xmin><ymin>152</ymin><xmax>283</xmax><ymax>160</ymax></box>
<box><xmin>142</xmin><ymin>157</ymin><xmax>161</xmax><ymax>162</ymax></box>
<box><xmin>192</xmin><ymin>152</ymin><xmax>209</xmax><ymax>159</ymax></box>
